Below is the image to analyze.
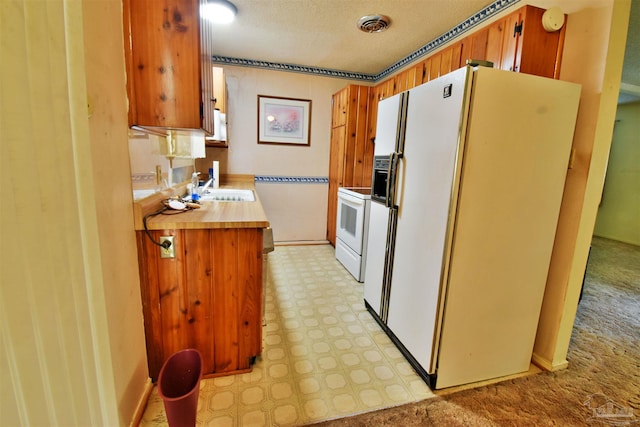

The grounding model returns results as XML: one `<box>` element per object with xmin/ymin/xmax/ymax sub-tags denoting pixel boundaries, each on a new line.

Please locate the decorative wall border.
<box><xmin>255</xmin><ymin>175</ymin><xmax>328</xmax><ymax>184</ymax></box>
<box><xmin>213</xmin><ymin>0</ymin><xmax>520</xmax><ymax>82</ymax></box>
<box><xmin>213</xmin><ymin>56</ymin><xmax>376</xmax><ymax>81</ymax></box>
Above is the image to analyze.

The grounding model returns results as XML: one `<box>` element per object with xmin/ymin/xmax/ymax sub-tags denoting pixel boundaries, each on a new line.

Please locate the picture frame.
<box><xmin>258</xmin><ymin>95</ymin><xmax>312</xmax><ymax>146</ymax></box>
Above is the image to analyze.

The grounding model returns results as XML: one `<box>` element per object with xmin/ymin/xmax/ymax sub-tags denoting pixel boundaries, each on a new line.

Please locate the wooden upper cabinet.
<box><xmin>212</xmin><ymin>66</ymin><xmax>226</xmax><ymax>114</ymax></box>
<box><xmin>501</xmin><ymin>5</ymin><xmax>566</xmax><ymax>78</ymax></box>
<box><xmin>460</xmin><ymin>27</ymin><xmax>489</xmax><ymax>66</ymax></box>
<box><xmin>439</xmin><ymin>43</ymin><xmax>463</xmax><ymax>76</ymax></box>
<box><xmin>485</xmin><ymin>19</ymin><xmax>507</xmax><ymax>67</ymax></box>
<box><xmin>123</xmin><ymin>0</ymin><xmax>217</xmax><ymax>134</ymax></box>
<box><xmin>332</xmin><ymin>88</ymin><xmax>349</xmax><ymax>128</ymax></box>
<box><xmin>429</xmin><ymin>53</ymin><xmax>442</xmax><ymax>81</ymax></box>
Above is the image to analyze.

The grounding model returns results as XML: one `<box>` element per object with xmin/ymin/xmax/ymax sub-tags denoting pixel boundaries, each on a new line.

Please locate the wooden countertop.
<box><xmin>133</xmin><ymin>175</ymin><xmax>270</xmax><ymax>230</ymax></box>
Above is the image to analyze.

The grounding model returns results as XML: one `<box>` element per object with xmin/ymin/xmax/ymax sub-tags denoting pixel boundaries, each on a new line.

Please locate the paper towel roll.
<box><xmin>213</xmin><ymin>161</ymin><xmax>220</xmax><ymax>188</ymax></box>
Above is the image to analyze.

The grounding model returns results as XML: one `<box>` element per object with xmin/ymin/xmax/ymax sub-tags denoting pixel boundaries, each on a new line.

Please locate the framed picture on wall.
<box><xmin>258</xmin><ymin>95</ymin><xmax>311</xmax><ymax>146</ymax></box>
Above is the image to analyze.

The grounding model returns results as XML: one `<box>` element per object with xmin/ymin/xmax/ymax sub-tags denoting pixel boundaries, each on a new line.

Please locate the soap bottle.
<box><xmin>191</xmin><ymin>172</ymin><xmax>200</xmax><ymax>202</ymax></box>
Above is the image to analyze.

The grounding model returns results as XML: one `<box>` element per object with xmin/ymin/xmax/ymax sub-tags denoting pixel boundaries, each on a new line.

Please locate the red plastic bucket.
<box><xmin>157</xmin><ymin>349</ymin><xmax>203</xmax><ymax>427</ymax></box>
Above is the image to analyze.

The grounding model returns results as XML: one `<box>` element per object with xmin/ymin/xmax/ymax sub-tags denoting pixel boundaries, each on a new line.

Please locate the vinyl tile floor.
<box><xmin>140</xmin><ymin>244</ymin><xmax>434</xmax><ymax>426</ymax></box>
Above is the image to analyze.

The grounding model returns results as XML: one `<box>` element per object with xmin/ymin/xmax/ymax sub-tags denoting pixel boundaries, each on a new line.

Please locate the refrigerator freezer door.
<box><xmin>364</xmin><ymin>92</ymin><xmax>405</xmax><ymax>318</ymax></box>
<box><xmin>385</xmin><ymin>67</ymin><xmax>470</xmax><ymax>373</ymax></box>
<box><xmin>435</xmin><ymin>67</ymin><xmax>581</xmax><ymax>389</ymax></box>
<box><xmin>374</xmin><ymin>93</ymin><xmax>404</xmax><ymax>156</ymax></box>
<box><xmin>363</xmin><ymin>201</ymin><xmax>389</xmax><ymax>316</ymax></box>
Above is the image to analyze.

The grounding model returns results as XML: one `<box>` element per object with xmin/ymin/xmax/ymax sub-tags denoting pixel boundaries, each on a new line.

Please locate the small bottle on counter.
<box><xmin>191</xmin><ymin>172</ymin><xmax>200</xmax><ymax>202</ymax></box>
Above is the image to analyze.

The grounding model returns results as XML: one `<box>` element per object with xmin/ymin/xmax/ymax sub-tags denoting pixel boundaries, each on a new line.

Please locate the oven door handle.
<box><xmin>386</xmin><ymin>152</ymin><xmax>399</xmax><ymax>208</ymax></box>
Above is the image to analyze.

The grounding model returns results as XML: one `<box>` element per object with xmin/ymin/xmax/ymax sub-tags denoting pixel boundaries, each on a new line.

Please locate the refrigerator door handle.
<box><xmin>384</xmin><ymin>153</ymin><xmax>394</xmax><ymax>208</ymax></box>
<box><xmin>386</xmin><ymin>152</ymin><xmax>400</xmax><ymax>208</ymax></box>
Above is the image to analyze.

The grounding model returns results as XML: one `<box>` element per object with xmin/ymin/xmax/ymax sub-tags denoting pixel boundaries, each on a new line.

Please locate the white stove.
<box><xmin>335</xmin><ymin>187</ymin><xmax>371</xmax><ymax>282</ymax></box>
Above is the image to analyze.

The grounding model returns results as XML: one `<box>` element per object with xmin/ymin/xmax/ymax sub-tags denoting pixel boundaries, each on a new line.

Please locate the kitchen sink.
<box><xmin>198</xmin><ymin>189</ymin><xmax>255</xmax><ymax>202</ymax></box>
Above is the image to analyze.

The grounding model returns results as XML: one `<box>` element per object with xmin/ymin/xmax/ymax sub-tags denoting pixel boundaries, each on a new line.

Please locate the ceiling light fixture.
<box><xmin>201</xmin><ymin>0</ymin><xmax>238</xmax><ymax>24</ymax></box>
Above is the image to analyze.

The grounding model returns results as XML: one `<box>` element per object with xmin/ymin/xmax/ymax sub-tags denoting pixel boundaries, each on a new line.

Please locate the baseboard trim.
<box><xmin>532</xmin><ymin>352</ymin><xmax>569</xmax><ymax>372</ymax></box>
<box><xmin>275</xmin><ymin>240</ymin><xmax>330</xmax><ymax>246</ymax></box>
<box><xmin>129</xmin><ymin>377</ymin><xmax>154</xmax><ymax>427</ymax></box>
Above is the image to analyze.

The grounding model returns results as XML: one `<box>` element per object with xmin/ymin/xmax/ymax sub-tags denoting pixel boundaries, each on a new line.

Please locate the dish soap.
<box><xmin>191</xmin><ymin>172</ymin><xmax>200</xmax><ymax>202</ymax></box>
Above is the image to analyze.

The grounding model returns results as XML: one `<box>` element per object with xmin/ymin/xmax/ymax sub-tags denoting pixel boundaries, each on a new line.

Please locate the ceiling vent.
<box><xmin>357</xmin><ymin>15</ymin><xmax>391</xmax><ymax>33</ymax></box>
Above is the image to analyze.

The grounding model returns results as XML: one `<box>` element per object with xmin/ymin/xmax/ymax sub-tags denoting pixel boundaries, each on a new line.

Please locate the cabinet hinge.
<box><xmin>513</xmin><ymin>21</ymin><xmax>523</xmax><ymax>37</ymax></box>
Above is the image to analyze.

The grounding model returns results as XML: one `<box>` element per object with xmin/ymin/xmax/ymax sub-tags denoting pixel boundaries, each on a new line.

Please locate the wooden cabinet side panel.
<box><xmin>123</xmin><ymin>0</ymin><xmax>137</xmax><ymax>126</ymax></box>
<box><xmin>211</xmin><ymin>229</ymin><xmax>240</xmax><ymax>372</ymax></box>
<box><xmin>183</xmin><ymin>229</ymin><xmax>215</xmax><ymax>375</ymax></box>
<box><xmin>236</xmin><ymin>229</ymin><xmax>264</xmax><ymax>365</ymax></box>
<box><xmin>136</xmin><ymin>231</ymin><xmax>164</xmax><ymax>381</ymax></box>
<box><xmin>351</xmin><ymin>86</ymin><xmax>371</xmax><ymax>187</ymax></box>
<box><xmin>129</xmin><ymin>0</ymin><xmax>201</xmax><ymax>128</ymax></box>
<box><xmin>327</xmin><ymin>126</ymin><xmax>346</xmax><ymax>245</ymax></box>
<box><xmin>200</xmin><ymin>11</ymin><xmax>215</xmax><ymax>134</ymax></box>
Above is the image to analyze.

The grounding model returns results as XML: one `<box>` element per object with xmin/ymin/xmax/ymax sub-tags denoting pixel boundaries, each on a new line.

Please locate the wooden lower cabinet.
<box><xmin>136</xmin><ymin>227</ymin><xmax>263</xmax><ymax>381</ymax></box>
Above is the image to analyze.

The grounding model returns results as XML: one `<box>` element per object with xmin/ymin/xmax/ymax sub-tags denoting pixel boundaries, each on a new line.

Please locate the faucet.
<box><xmin>200</xmin><ymin>178</ymin><xmax>214</xmax><ymax>194</ymax></box>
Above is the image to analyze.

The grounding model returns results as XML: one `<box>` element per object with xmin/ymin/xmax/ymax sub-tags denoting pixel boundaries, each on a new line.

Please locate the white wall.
<box><xmin>593</xmin><ymin>101</ymin><xmax>640</xmax><ymax>245</ymax></box>
<box><xmin>198</xmin><ymin>66</ymin><xmax>361</xmax><ymax>242</ymax></box>
<box><xmin>529</xmin><ymin>0</ymin><xmax>631</xmax><ymax>369</ymax></box>
<box><xmin>1</xmin><ymin>1</ymin><xmax>149</xmax><ymax>425</ymax></box>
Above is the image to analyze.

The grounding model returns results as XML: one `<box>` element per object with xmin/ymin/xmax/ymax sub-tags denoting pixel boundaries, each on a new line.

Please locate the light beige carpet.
<box><xmin>308</xmin><ymin>236</ymin><xmax>640</xmax><ymax>426</ymax></box>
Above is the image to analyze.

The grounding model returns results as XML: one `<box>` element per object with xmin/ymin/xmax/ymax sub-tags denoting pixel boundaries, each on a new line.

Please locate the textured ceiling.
<box><xmin>211</xmin><ymin>0</ymin><xmax>639</xmax><ymax>100</ymax></box>
<box><xmin>211</xmin><ymin>0</ymin><xmax>496</xmax><ymax>75</ymax></box>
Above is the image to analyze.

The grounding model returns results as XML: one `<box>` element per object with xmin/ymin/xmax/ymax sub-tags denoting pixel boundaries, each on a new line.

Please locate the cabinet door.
<box><xmin>429</xmin><ymin>53</ymin><xmax>442</xmax><ymax>80</ymax></box>
<box><xmin>460</xmin><ymin>27</ymin><xmax>489</xmax><ymax>66</ymax></box>
<box><xmin>501</xmin><ymin>5</ymin><xmax>565</xmax><ymax>79</ymax></box>
<box><xmin>439</xmin><ymin>43</ymin><xmax>463</xmax><ymax>76</ymax></box>
<box><xmin>126</xmin><ymin>0</ymin><xmax>202</xmax><ymax>129</ymax></box>
<box><xmin>414</xmin><ymin>62</ymin><xmax>427</xmax><ymax>87</ymax></box>
<box><xmin>332</xmin><ymin>88</ymin><xmax>349</xmax><ymax>127</ymax></box>
<box><xmin>500</xmin><ymin>11</ymin><xmax>521</xmax><ymax>72</ymax></box>
<box><xmin>137</xmin><ymin>228</ymin><xmax>263</xmax><ymax>381</ymax></box>
<box><xmin>517</xmin><ymin>6</ymin><xmax>566</xmax><ymax>78</ymax></box>
<box><xmin>212</xmin><ymin>67</ymin><xmax>226</xmax><ymax>113</ymax></box>
<box><xmin>485</xmin><ymin>18</ymin><xmax>507</xmax><ymax>68</ymax></box>
<box><xmin>346</xmin><ymin>86</ymin><xmax>371</xmax><ymax>187</ymax></box>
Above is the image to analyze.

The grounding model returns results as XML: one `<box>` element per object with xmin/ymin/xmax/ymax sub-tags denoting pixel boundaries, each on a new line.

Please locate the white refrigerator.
<box><xmin>363</xmin><ymin>65</ymin><xmax>581</xmax><ymax>389</ymax></box>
